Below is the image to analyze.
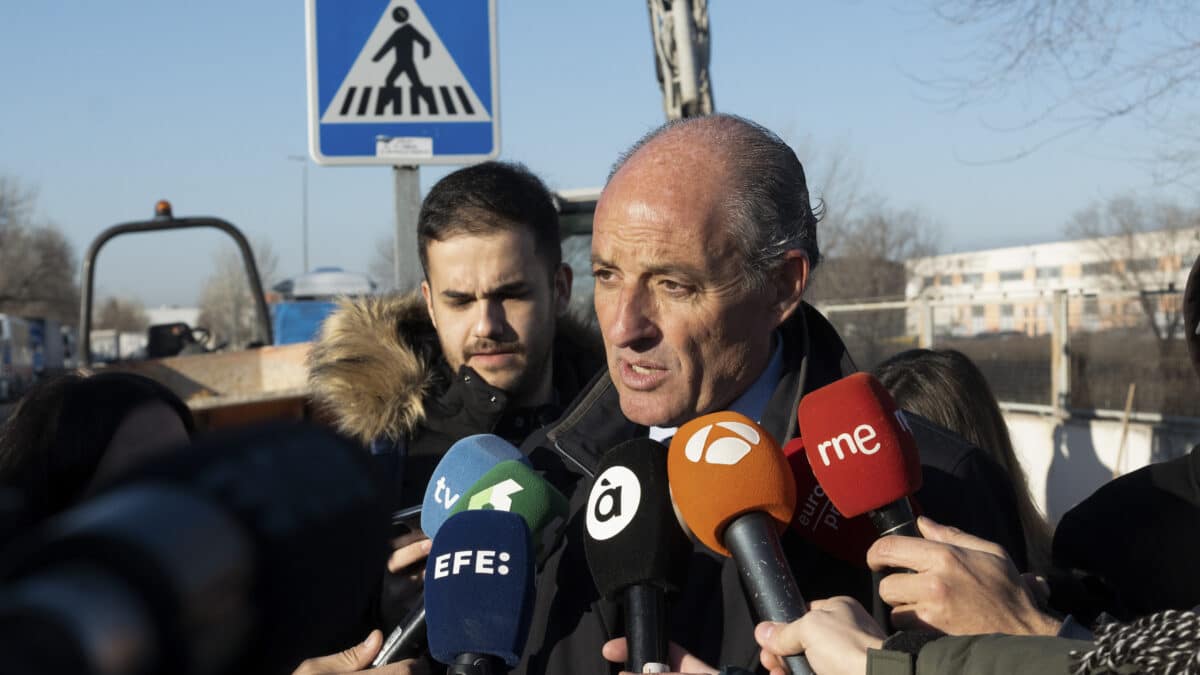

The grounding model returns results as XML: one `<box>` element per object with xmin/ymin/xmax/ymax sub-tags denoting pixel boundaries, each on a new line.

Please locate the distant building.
<box><xmin>905</xmin><ymin>227</ymin><xmax>1200</xmax><ymax>337</ymax></box>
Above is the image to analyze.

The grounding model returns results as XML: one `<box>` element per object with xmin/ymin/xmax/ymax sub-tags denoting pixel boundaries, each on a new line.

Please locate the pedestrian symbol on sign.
<box><xmin>373</xmin><ymin>7</ymin><xmax>430</xmax><ymax>88</ymax></box>
<box><xmin>321</xmin><ymin>1</ymin><xmax>491</xmax><ymax>125</ymax></box>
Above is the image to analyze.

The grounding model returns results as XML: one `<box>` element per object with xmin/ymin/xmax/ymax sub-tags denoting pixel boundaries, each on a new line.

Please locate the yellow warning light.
<box><xmin>154</xmin><ymin>200</ymin><xmax>173</xmax><ymax>219</ymax></box>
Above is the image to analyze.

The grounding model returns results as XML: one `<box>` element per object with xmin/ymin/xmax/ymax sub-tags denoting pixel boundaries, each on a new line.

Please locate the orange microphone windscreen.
<box><xmin>667</xmin><ymin>412</ymin><xmax>797</xmax><ymax>556</ymax></box>
<box><xmin>797</xmin><ymin>373</ymin><xmax>922</xmax><ymax>518</ymax></box>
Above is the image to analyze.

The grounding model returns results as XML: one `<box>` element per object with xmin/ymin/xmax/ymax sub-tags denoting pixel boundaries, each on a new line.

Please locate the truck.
<box><xmin>271</xmin><ymin>267</ymin><xmax>375</xmax><ymax>345</ymax></box>
<box><xmin>79</xmin><ymin>201</ymin><xmax>311</xmax><ymax>431</ymax></box>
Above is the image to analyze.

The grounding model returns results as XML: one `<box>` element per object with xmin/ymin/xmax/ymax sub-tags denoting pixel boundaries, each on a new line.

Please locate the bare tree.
<box><xmin>196</xmin><ymin>238</ymin><xmax>279</xmax><ymax>349</ymax></box>
<box><xmin>368</xmin><ymin>235</ymin><xmax>398</xmax><ymax>293</ymax></box>
<box><xmin>926</xmin><ymin>1</ymin><xmax>1200</xmax><ymax>179</ymax></box>
<box><xmin>807</xmin><ymin>206</ymin><xmax>940</xmax><ymax>304</ymax></box>
<box><xmin>0</xmin><ymin>176</ymin><xmax>79</xmax><ymax>323</ymax></box>
<box><xmin>1066</xmin><ymin>195</ymin><xmax>1200</xmax><ymax>349</ymax></box>
<box><xmin>94</xmin><ymin>297</ymin><xmax>149</xmax><ymax>332</ymax></box>
<box><xmin>807</xmin><ymin>204</ymin><xmax>941</xmax><ymax>368</ymax></box>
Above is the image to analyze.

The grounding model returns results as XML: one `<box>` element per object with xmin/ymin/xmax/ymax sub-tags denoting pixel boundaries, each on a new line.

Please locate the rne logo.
<box><xmin>816</xmin><ymin>423</ymin><xmax>881</xmax><ymax>467</ymax></box>
<box><xmin>683</xmin><ymin>420</ymin><xmax>760</xmax><ymax>466</ymax></box>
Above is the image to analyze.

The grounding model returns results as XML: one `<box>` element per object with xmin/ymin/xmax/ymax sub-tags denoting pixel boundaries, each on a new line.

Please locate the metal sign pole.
<box><xmin>393</xmin><ymin>165</ymin><xmax>423</xmax><ymax>293</ymax></box>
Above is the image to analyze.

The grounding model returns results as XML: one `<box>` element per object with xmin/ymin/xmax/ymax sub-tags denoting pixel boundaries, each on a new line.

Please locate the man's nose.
<box><xmin>472</xmin><ymin>298</ymin><xmax>507</xmax><ymax>338</ymax></box>
<box><xmin>606</xmin><ymin>283</ymin><xmax>659</xmax><ymax>348</ymax></box>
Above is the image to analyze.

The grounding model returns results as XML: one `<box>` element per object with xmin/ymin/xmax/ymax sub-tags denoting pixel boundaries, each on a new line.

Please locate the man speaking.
<box><xmin>515</xmin><ymin>114</ymin><xmax>1026</xmax><ymax>674</ymax></box>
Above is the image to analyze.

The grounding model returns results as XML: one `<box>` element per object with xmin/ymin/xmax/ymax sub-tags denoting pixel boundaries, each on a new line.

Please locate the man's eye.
<box><xmin>592</xmin><ymin>268</ymin><xmax>615</xmax><ymax>282</ymax></box>
<box><xmin>660</xmin><ymin>279</ymin><xmax>693</xmax><ymax>295</ymax></box>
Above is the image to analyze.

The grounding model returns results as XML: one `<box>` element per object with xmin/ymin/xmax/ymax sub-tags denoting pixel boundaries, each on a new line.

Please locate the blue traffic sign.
<box><xmin>305</xmin><ymin>0</ymin><xmax>499</xmax><ymax>165</ymax></box>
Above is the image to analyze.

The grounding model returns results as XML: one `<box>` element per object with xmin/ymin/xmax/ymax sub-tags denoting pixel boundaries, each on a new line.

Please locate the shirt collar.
<box><xmin>648</xmin><ymin>333</ymin><xmax>785</xmax><ymax>443</ymax></box>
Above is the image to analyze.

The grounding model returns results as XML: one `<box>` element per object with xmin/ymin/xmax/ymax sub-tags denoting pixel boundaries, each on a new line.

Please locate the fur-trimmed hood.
<box><xmin>307</xmin><ymin>292</ymin><xmax>603</xmax><ymax>445</ymax></box>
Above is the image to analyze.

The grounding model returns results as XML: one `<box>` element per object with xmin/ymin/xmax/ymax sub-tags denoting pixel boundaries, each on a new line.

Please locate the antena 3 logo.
<box><xmin>684</xmin><ymin>420</ymin><xmax>759</xmax><ymax>466</ymax></box>
<box><xmin>586</xmin><ymin>466</ymin><xmax>641</xmax><ymax>541</ymax></box>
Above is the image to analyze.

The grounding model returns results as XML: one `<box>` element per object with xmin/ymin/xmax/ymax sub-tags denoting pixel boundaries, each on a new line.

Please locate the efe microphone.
<box><xmin>667</xmin><ymin>412</ymin><xmax>813</xmax><ymax>675</ymax></box>
<box><xmin>376</xmin><ymin>434</ymin><xmax>531</xmax><ymax>667</ymax></box>
<box><xmin>583</xmin><ymin>439</ymin><xmax>691</xmax><ymax>673</ymax></box>
<box><xmin>425</xmin><ymin>509</ymin><xmax>535</xmax><ymax>674</ymax></box>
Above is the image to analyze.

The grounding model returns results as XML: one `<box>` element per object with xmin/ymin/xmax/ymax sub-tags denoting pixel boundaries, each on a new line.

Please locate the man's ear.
<box><xmin>554</xmin><ymin>263</ymin><xmax>573</xmax><ymax>316</ymax></box>
<box><xmin>420</xmin><ymin>279</ymin><xmax>438</xmax><ymax>330</ymax></box>
<box><xmin>772</xmin><ymin>250</ymin><xmax>810</xmax><ymax>326</ymax></box>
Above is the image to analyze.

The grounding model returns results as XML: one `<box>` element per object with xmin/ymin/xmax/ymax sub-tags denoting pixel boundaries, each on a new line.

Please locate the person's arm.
<box><xmin>292</xmin><ymin>630</ymin><xmax>427</xmax><ymax>675</ymax></box>
<box><xmin>867</xmin><ymin>517</ymin><xmax>1061</xmax><ymax>637</ymax></box>
<box><xmin>754</xmin><ymin>597</ymin><xmax>885</xmax><ymax>675</ymax></box>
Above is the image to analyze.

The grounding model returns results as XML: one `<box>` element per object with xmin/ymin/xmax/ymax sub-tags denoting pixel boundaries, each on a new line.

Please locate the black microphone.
<box><xmin>0</xmin><ymin>421</ymin><xmax>390</xmax><ymax>675</ymax></box>
<box><xmin>584</xmin><ymin>439</ymin><xmax>691</xmax><ymax>673</ymax></box>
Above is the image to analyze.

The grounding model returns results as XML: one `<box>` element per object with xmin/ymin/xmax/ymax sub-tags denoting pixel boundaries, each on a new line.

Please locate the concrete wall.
<box><xmin>1004</xmin><ymin>409</ymin><xmax>1200</xmax><ymax>524</ymax></box>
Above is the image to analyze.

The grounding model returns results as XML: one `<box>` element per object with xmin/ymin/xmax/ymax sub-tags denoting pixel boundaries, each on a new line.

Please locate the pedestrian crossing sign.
<box><xmin>306</xmin><ymin>0</ymin><xmax>499</xmax><ymax>165</ymax></box>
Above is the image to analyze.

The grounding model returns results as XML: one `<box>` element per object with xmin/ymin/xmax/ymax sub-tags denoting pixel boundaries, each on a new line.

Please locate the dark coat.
<box><xmin>1053</xmin><ymin>445</ymin><xmax>1200</xmax><ymax>620</ymax></box>
<box><xmin>307</xmin><ymin>292</ymin><xmax>605</xmax><ymax>510</ymax></box>
<box><xmin>514</xmin><ymin>303</ymin><xmax>1028</xmax><ymax>674</ymax></box>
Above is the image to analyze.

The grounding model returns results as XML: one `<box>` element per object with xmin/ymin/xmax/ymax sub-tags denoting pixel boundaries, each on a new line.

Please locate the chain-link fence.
<box><xmin>821</xmin><ymin>289</ymin><xmax>1200</xmax><ymax>417</ymax></box>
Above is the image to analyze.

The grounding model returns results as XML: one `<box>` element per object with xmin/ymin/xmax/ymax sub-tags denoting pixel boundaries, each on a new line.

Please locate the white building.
<box><xmin>905</xmin><ymin>227</ymin><xmax>1200</xmax><ymax>336</ymax></box>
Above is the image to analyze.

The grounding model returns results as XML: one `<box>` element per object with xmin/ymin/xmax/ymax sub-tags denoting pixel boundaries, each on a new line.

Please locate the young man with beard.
<box><xmin>309</xmin><ymin>160</ymin><xmax>602</xmax><ymax>510</ymax></box>
<box><xmin>304</xmin><ymin>161</ymin><xmax>603</xmax><ymax>646</ymax></box>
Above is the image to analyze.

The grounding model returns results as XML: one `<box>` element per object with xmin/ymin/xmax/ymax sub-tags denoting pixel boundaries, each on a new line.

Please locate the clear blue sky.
<box><xmin>1</xmin><ymin>1</ymin><xmax>1191</xmax><ymax>307</ymax></box>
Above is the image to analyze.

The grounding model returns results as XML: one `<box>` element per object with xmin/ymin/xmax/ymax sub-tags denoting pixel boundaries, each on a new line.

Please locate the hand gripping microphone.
<box><xmin>796</xmin><ymin>373</ymin><xmax>923</xmax><ymax>537</ymax></box>
<box><xmin>425</xmin><ymin>509</ymin><xmax>535</xmax><ymax>674</ymax></box>
<box><xmin>376</xmin><ymin>435</ymin><xmax>532</xmax><ymax>667</ymax></box>
<box><xmin>667</xmin><ymin>412</ymin><xmax>813</xmax><ymax>675</ymax></box>
<box><xmin>583</xmin><ymin>439</ymin><xmax>692</xmax><ymax>674</ymax></box>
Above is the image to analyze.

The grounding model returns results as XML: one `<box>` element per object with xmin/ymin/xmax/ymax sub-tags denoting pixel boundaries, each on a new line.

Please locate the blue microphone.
<box><xmin>425</xmin><ymin>509</ymin><xmax>535</xmax><ymax>674</ymax></box>
<box><xmin>421</xmin><ymin>434</ymin><xmax>529</xmax><ymax>537</ymax></box>
<box><xmin>375</xmin><ymin>434</ymin><xmax>529</xmax><ymax>667</ymax></box>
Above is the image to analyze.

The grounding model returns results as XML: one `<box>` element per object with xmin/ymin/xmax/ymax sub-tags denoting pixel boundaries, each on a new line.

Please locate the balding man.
<box><xmin>515</xmin><ymin>114</ymin><xmax>1026</xmax><ymax>674</ymax></box>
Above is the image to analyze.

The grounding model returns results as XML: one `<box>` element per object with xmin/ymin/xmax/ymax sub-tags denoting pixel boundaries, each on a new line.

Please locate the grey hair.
<box><xmin>607</xmin><ymin>113</ymin><xmax>821</xmax><ymax>289</ymax></box>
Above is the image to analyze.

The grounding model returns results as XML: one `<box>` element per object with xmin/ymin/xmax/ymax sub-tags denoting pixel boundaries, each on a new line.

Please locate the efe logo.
<box><xmin>585</xmin><ymin>466</ymin><xmax>641</xmax><ymax>541</ymax></box>
<box><xmin>683</xmin><ymin>420</ymin><xmax>759</xmax><ymax>465</ymax></box>
<box><xmin>432</xmin><ymin>549</ymin><xmax>513</xmax><ymax>579</ymax></box>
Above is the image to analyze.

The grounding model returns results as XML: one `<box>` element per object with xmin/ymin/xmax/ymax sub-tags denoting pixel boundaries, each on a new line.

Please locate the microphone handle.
<box><xmin>724</xmin><ymin>511</ymin><xmax>814</xmax><ymax>675</ymax></box>
<box><xmin>447</xmin><ymin>652</ymin><xmax>506</xmax><ymax>675</ymax></box>
<box><xmin>624</xmin><ymin>584</ymin><xmax>669</xmax><ymax>673</ymax></box>
<box><xmin>868</xmin><ymin>498</ymin><xmax>920</xmax><ymax>633</ymax></box>
<box><xmin>868</xmin><ymin>499</ymin><xmax>919</xmax><ymax>538</ymax></box>
<box><xmin>372</xmin><ymin>601</ymin><xmax>426</xmax><ymax>667</ymax></box>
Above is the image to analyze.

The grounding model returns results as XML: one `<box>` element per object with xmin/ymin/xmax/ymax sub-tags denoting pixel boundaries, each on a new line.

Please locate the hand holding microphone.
<box><xmin>867</xmin><ymin>516</ymin><xmax>1061</xmax><ymax>636</ymax></box>
<box><xmin>754</xmin><ymin>597</ymin><xmax>885</xmax><ymax>675</ymax></box>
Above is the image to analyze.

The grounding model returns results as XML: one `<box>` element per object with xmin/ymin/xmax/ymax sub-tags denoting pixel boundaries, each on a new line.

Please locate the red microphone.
<box><xmin>782</xmin><ymin>438</ymin><xmax>878</xmax><ymax>568</ymax></box>
<box><xmin>795</xmin><ymin>373</ymin><xmax>922</xmax><ymax>537</ymax></box>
